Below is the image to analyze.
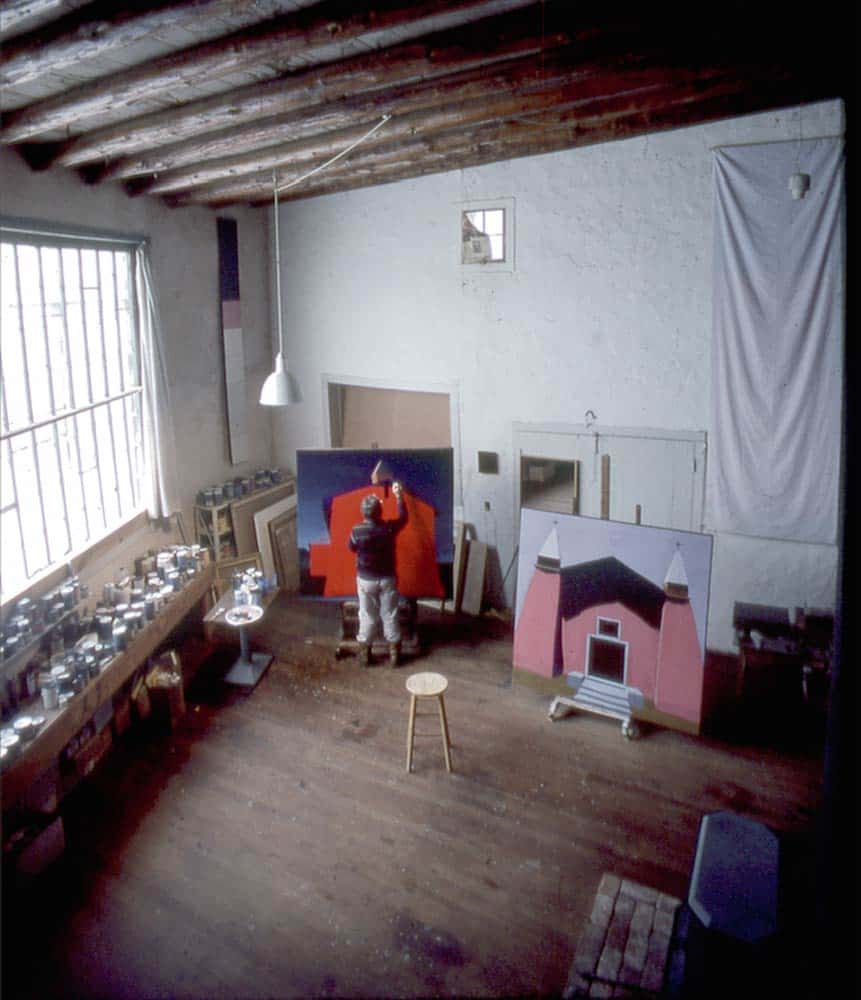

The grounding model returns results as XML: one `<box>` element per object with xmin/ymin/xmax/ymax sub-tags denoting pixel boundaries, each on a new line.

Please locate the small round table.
<box><xmin>405</xmin><ymin>671</ymin><xmax>452</xmax><ymax>773</ymax></box>
<box><xmin>223</xmin><ymin>604</ymin><xmax>273</xmax><ymax>688</ymax></box>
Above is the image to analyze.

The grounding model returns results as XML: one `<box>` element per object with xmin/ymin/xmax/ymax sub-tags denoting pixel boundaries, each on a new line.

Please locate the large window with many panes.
<box><xmin>1</xmin><ymin>229</ymin><xmax>146</xmax><ymax>600</ymax></box>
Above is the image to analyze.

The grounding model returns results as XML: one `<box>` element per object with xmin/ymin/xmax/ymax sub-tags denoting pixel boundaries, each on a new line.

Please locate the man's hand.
<box><xmin>392</xmin><ymin>481</ymin><xmax>403</xmax><ymax>499</ymax></box>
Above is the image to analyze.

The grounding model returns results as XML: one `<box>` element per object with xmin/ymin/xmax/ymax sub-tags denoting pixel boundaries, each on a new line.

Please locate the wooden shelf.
<box><xmin>1</xmin><ymin>563</ymin><xmax>215</xmax><ymax>812</ymax></box>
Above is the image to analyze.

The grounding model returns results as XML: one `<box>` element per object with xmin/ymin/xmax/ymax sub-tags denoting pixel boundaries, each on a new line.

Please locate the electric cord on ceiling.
<box><xmin>275</xmin><ymin>114</ymin><xmax>392</xmax><ymax>194</ymax></box>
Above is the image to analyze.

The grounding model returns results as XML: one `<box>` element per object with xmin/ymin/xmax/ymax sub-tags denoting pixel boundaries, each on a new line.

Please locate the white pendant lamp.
<box><xmin>260</xmin><ymin>174</ymin><xmax>302</xmax><ymax>406</ymax></box>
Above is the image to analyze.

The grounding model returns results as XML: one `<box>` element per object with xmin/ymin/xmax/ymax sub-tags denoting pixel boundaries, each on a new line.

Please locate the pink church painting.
<box><xmin>513</xmin><ymin>509</ymin><xmax>713</xmax><ymax>735</ymax></box>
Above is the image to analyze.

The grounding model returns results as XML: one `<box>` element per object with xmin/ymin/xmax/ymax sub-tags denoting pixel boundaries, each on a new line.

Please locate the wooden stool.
<box><xmin>405</xmin><ymin>672</ymin><xmax>452</xmax><ymax>773</ymax></box>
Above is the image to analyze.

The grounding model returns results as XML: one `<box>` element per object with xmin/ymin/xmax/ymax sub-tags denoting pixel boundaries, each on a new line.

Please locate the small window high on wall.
<box><xmin>459</xmin><ymin>198</ymin><xmax>515</xmax><ymax>273</ymax></box>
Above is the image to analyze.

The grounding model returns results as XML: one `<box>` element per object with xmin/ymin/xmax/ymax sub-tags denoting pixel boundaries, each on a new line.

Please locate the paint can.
<box><xmin>62</xmin><ymin>616</ymin><xmax>79</xmax><ymax>649</ymax></box>
<box><xmin>40</xmin><ymin>676</ymin><xmax>59</xmax><ymax>710</ymax></box>
<box><xmin>112</xmin><ymin>624</ymin><xmax>128</xmax><ymax>653</ymax></box>
<box><xmin>95</xmin><ymin>614</ymin><xmax>114</xmax><ymax>643</ymax></box>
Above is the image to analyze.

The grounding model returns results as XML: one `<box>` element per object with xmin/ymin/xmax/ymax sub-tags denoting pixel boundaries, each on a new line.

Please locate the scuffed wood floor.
<box><xmin>2</xmin><ymin>596</ymin><xmax>825</xmax><ymax>999</ymax></box>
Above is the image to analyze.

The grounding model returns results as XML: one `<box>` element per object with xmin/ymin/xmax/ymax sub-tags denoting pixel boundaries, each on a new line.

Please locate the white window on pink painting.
<box><xmin>586</xmin><ymin>629</ymin><xmax>628</xmax><ymax>685</ymax></box>
<box><xmin>597</xmin><ymin>617</ymin><xmax>621</xmax><ymax>638</ymax></box>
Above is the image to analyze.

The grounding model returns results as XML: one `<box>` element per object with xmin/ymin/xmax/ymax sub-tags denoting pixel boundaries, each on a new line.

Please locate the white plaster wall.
<box><xmin>270</xmin><ymin>100</ymin><xmax>844</xmax><ymax>652</ymax></box>
<box><xmin>1</xmin><ymin>149</ymin><xmax>275</xmax><ymax>543</ymax></box>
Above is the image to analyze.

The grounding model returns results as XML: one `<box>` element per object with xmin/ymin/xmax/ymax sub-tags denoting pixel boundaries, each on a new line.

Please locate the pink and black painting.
<box><xmin>513</xmin><ymin>508</ymin><xmax>713</xmax><ymax>734</ymax></box>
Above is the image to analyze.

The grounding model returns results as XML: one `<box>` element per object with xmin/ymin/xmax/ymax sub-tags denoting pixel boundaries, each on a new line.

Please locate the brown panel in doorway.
<box><xmin>339</xmin><ymin>385</ymin><xmax>451</xmax><ymax>448</ymax></box>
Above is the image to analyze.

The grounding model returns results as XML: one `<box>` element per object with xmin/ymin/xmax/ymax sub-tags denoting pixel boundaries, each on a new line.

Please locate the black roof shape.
<box><xmin>558</xmin><ymin>556</ymin><xmax>666</xmax><ymax>629</ymax></box>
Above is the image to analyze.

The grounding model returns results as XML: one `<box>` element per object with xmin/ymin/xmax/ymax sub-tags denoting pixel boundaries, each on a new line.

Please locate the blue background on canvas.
<box><xmin>296</xmin><ymin>448</ymin><xmax>454</xmax><ymax>561</ymax></box>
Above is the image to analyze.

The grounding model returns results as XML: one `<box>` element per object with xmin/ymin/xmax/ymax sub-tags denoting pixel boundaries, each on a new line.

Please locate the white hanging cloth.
<box><xmin>710</xmin><ymin>137</ymin><xmax>844</xmax><ymax>544</ymax></box>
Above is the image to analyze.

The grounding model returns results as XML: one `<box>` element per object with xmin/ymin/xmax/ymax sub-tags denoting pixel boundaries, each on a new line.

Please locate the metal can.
<box><xmin>112</xmin><ymin>624</ymin><xmax>128</xmax><ymax>652</ymax></box>
<box><xmin>41</xmin><ymin>677</ymin><xmax>59</xmax><ymax>710</ymax></box>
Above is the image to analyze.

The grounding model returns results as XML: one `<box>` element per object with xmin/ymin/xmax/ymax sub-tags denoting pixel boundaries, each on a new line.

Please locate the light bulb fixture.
<box><xmin>788</xmin><ymin>172</ymin><xmax>811</xmax><ymax>200</ymax></box>
<box><xmin>260</xmin><ymin>173</ymin><xmax>302</xmax><ymax>406</ymax></box>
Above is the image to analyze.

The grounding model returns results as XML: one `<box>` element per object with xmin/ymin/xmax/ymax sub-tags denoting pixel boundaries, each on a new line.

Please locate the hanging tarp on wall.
<box><xmin>710</xmin><ymin>137</ymin><xmax>844</xmax><ymax>545</ymax></box>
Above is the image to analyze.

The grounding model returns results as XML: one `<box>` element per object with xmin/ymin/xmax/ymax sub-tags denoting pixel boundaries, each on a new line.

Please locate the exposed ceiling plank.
<box><xmin>137</xmin><ymin>59</ymin><xmax>743</xmax><ymax>197</ymax></box>
<box><xmin>0</xmin><ymin>0</ymin><xmax>514</xmax><ymax>143</ymax></box>
<box><xmin>52</xmin><ymin>2</ymin><xmax>578</xmax><ymax>171</ymax></box>
<box><xmin>172</xmin><ymin>66</ymin><xmax>806</xmax><ymax>207</ymax></box>
<box><xmin>0</xmin><ymin>0</ymin><xmax>90</xmax><ymax>43</ymax></box>
<box><xmin>0</xmin><ymin>0</ymin><xmax>276</xmax><ymax>88</ymax></box>
<box><xmin>0</xmin><ymin>2</ymin><xmax>849</xmax><ymax>208</ymax></box>
<box><xmin>108</xmin><ymin>45</ymin><xmax>622</xmax><ymax>184</ymax></box>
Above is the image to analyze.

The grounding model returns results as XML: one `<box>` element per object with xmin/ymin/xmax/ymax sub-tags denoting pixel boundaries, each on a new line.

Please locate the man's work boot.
<box><xmin>388</xmin><ymin>642</ymin><xmax>400</xmax><ymax>668</ymax></box>
<box><xmin>358</xmin><ymin>642</ymin><xmax>370</xmax><ymax>668</ymax></box>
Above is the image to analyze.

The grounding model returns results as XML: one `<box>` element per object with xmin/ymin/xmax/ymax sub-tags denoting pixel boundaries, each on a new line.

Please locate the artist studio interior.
<box><xmin>0</xmin><ymin>3</ymin><xmax>855</xmax><ymax>998</ymax></box>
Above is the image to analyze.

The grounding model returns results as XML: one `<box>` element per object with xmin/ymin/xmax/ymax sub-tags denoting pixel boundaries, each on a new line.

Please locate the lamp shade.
<box><xmin>259</xmin><ymin>353</ymin><xmax>303</xmax><ymax>406</ymax></box>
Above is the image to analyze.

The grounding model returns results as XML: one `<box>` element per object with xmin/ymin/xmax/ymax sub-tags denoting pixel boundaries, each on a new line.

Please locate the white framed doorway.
<box><xmin>321</xmin><ymin>374</ymin><xmax>463</xmax><ymax>508</ymax></box>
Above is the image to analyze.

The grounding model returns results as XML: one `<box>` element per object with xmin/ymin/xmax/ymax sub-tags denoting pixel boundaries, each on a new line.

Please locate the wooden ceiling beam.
<box><xmin>283</xmin><ymin>84</ymin><xmax>830</xmax><ymax>205</ymax></box>
<box><xmin>172</xmin><ymin>66</ymin><xmax>798</xmax><ymax>207</ymax></box>
<box><xmin>0</xmin><ymin>0</ymin><xmax>511</xmax><ymax>143</ymax></box>
<box><xmin>136</xmin><ymin>60</ymin><xmax>782</xmax><ymax>198</ymax></box>
<box><xmin>108</xmin><ymin>46</ymin><xmax>617</xmax><ymax>184</ymax></box>
<box><xmin>0</xmin><ymin>0</ymin><xmax>90</xmax><ymax>43</ymax></box>
<box><xmin>0</xmin><ymin>0</ymin><xmax>259</xmax><ymax>88</ymax></box>
<box><xmin>51</xmin><ymin>2</ymin><xmax>608</xmax><ymax>171</ymax></box>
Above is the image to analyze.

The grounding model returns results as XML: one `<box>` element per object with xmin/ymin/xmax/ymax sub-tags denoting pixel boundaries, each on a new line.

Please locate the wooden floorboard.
<box><xmin>2</xmin><ymin>595</ymin><xmax>826</xmax><ymax>999</ymax></box>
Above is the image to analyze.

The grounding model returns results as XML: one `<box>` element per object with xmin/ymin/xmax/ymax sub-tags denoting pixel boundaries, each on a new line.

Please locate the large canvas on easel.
<box><xmin>296</xmin><ymin>448</ymin><xmax>454</xmax><ymax>599</ymax></box>
<box><xmin>513</xmin><ymin>509</ymin><xmax>713</xmax><ymax>733</ymax></box>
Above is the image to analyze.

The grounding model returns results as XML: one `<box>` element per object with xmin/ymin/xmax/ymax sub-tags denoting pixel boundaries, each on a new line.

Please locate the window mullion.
<box><xmin>113</xmin><ymin>254</ymin><xmax>136</xmax><ymax>512</ymax></box>
<box><xmin>58</xmin><ymin>248</ymin><xmax>91</xmax><ymax>540</ymax></box>
<box><xmin>77</xmin><ymin>247</ymin><xmax>108</xmax><ymax>531</ymax></box>
<box><xmin>96</xmin><ymin>254</ymin><xmax>122</xmax><ymax>520</ymax></box>
<box><xmin>13</xmin><ymin>245</ymin><xmax>36</xmax><ymax>425</ymax></box>
<box><xmin>15</xmin><ymin>246</ymin><xmax>52</xmax><ymax>569</ymax></box>
<box><xmin>2</xmin><ymin>436</ymin><xmax>30</xmax><ymax>580</ymax></box>
<box><xmin>39</xmin><ymin>246</ymin><xmax>73</xmax><ymax>556</ymax></box>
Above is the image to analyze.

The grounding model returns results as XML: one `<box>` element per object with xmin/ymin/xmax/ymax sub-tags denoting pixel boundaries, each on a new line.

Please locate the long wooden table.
<box><xmin>1</xmin><ymin>563</ymin><xmax>215</xmax><ymax>812</ymax></box>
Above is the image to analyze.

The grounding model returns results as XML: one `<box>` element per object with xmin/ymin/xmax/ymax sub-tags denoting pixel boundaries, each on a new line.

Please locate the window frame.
<box><xmin>1</xmin><ymin>218</ymin><xmax>149</xmax><ymax>603</ymax></box>
<box><xmin>457</xmin><ymin>197</ymin><xmax>515</xmax><ymax>274</ymax></box>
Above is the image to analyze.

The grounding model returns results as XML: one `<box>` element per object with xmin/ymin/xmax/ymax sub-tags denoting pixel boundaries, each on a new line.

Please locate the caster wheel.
<box><xmin>622</xmin><ymin>718</ymin><xmax>641</xmax><ymax>740</ymax></box>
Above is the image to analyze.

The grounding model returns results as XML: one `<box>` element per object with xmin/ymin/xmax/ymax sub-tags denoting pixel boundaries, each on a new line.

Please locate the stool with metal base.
<box><xmin>405</xmin><ymin>671</ymin><xmax>452</xmax><ymax>773</ymax></box>
<box><xmin>223</xmin><ymin>605</ymin><xmax>273</xmax><ymax>688</ymax></box>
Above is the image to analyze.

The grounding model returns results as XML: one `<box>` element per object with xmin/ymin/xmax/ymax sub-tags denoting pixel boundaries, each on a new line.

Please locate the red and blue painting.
<box><xmin>297</xmin><ymin>448</ymin><xmax>454</xmax><ymax>600</ymax></box>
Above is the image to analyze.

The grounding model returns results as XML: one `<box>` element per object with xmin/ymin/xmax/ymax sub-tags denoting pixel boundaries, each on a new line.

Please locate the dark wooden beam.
<box><xmin>0</xmin><ymin>0</ymin><xmax>254</xmax><ymax>88</ymax></box>
<box><xmin>141</xmin><ymin>61</ymin><xmax>783</xmax><ymax>198</ymax></box>
<box><xmin>50</xmin><ymin>2</ymin><xmax>595</xmax><ymax>171</ymax></box>
<box><xmin>0</xmin><ymin>0</ymin><xmax>90</xmax><ymax>43</ymax></box>
<box><xmin>171</xmin><ymin>68</ymin><xmax>817</xmax><ymax>207</ymax></box>
<box><xmin>0</xmin><ymin>0</ymin><xmax>511</xmax><ymax>143</ymax></box>
<box><xmin>111</xmin><ymin>46</ymin><xmax>622</xmax><ymax>186</ymax></box>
